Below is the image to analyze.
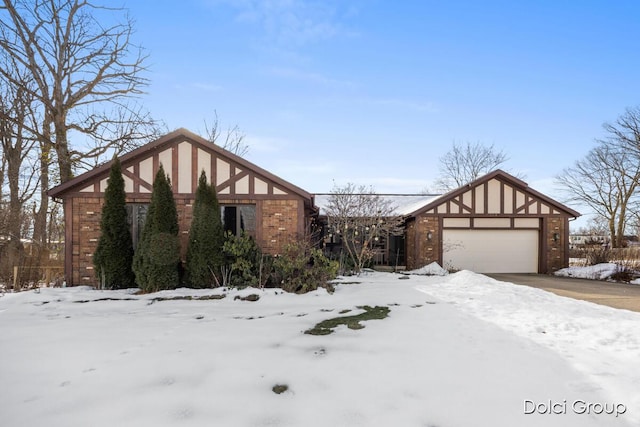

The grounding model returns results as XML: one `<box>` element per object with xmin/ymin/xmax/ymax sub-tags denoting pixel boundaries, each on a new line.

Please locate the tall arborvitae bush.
<box><xmin>185</xmin><ymin>171</ymin><xmax>224</xmax><ymax>287</ymax></box>
<box><xmin>133</xmin><ymin>165</ymin><xmax>180</xmax><ymax>292</ymax></box>
<box><xmin>94</xmin><ymin>157</ymin><xmax>135</xmax><ymax>289</ymax></box>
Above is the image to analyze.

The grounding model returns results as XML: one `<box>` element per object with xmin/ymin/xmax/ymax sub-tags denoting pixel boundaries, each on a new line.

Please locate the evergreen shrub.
<box><xmin>133</xmin><ymin>165</ymin><xmax>180</xmax><ymax>292</ymax></box>
<box><xmin>94</xmin><ymin>157</ymin><xmax>135</xmax><ymax>289</ymax></box>
<box><xmin>185</xmin><ymin>171</ymin><xmax>224</xmax><ymax>287</ymax></box>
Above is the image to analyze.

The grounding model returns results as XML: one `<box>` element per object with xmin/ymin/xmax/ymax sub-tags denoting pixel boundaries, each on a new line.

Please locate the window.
<box><xmin>126</xmin><ymin>203</ymin><xmax>148</xmax><ymax>249</ymax></box>
<box><xmin>221</xmin><ymin>205</ymin><xmax>256</xmax><ymax>237</ymax></box>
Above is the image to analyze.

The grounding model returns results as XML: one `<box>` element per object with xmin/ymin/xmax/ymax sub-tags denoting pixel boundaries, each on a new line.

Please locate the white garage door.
<box><xmin>443</xmin><ymin>229</ymin><xmax>539</xmax><ymax>273</ymax></box>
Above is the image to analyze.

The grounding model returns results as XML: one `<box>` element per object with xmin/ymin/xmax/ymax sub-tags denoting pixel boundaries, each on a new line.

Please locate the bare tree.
<box><xmin>324</xmin><ymin>183</ymin><xmax>404</xmax><ymax>274</ymax></box>
<box><xmin>558</xmin><ymin>108</ymin><xmax>640</xmax><ymax>248</ymax></box>
<box><xmin>0</xmin><ymin>62</ymin><xmax>41</xmax><ymax>281</ymax></box>
<box><xmin>0</xmin><ymin>73</ymin><xmax>39</xmax><ymax>226</ymax></box>
<box><xmin>602</xmin><ymin>106</ymin><xmax>640</xmax><ymax>155</ymax></box>
<box><xmin>0</xmin><ymin>0</ymin><xmax>160</xmax><ymax>183</ymax></box>
<box><xmin>557</xmin><ymin>143</ymin><xmax>640</xmax><ymax>248</ymax></box>
<box><xmin>575</xmin><ymin>216</ymin><xmax>609</xmax><ymax>237</ymax></box>
<box><xmin>203</xmin><ymin>111</ymin><xmax>249</xmax><ymax>157</ymax></box>
<box><xmin>435</xmin><ymin>141</ymin><xmax>509</xmax><ymax>191</ymax></box>
<box><xmin>0</xmin><ymin>0</ymin><xmax>164</xmax><ymax>264</ymax></box>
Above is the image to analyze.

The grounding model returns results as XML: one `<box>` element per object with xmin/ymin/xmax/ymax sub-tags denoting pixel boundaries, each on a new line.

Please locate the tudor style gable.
<box><xmin>56</xmin><ymin>128</ymin><xmax>310</xmax><ymax>202</ymax></box>
<box><xmin>414</xmin><ymin>170</ymin><xmax>579</xmax><ymax>218</ymax></box>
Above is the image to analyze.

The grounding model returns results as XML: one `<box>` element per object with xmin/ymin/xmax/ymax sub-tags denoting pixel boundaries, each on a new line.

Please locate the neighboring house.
<box><xmin>625</xmin><ymin>235</ymin><xmax>640</xmax><ymax>247</ymax></box>
<box><xmin>569</xmin><ymin>234</ymin><xmax>607</xmax><ymax>249</ymax></box>
<box><xmin>48</xmin><ymin>128</ymin><xmax>317</xmax><ymax>287</ymax></box>
<box><xmin>316</xmin><ymin>170</ymin><xmax>580</xmax><ymax>274</ymax></box>
<box><xmin>405</xmin><ymin>170</ymin><xmax>580</xmax><ymax>273</ymax></box>
<box><xmin>570</xmin><ymin>234</ymin><xmax>640</xmax><ymax>249</ymax></box>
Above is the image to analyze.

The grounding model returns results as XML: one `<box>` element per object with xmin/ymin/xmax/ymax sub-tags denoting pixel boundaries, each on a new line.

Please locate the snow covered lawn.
<box><xmin>0</xmin><ymin>271</ymin><xmax>638</xmax><ymax>426</ymax></box>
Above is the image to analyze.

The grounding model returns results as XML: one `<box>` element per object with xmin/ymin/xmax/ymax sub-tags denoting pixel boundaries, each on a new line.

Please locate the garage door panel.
<box><xmin>443</xmin><ymin>229</ymin><xmax>539</xmax><ymax>273</ymax></box>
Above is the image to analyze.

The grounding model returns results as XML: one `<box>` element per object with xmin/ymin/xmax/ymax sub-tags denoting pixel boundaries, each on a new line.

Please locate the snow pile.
<box><xmin>0</xmin><ymin>272</ymin><xmax>637</xmax><ymax>426</ymax></box>
<box><xmin>402</xmin><ymin>261</ymin><xmax>448</xmax><ymax>276</ymax></box>
<box><xmin>555</xmin><ymin>263</ymin><xmax>620</xmax><ymax>280</ymax></box>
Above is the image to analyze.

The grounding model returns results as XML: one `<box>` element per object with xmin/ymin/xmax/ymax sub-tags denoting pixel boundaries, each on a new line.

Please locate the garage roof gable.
<box><xmin>408</xmin><ymin>170</ymin><xmax>580</xmax><ymax>218</ymax></box>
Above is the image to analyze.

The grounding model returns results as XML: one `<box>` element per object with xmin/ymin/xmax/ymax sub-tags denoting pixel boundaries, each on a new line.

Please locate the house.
<box><xmin>404</xmin><ymin>170</ymin><xmax>580</xmax><ymax>273</ymax></box>
<box><xmin>570</xmin><ymin>234</ymin><xmax>640</xmax><ymax>249</ymax></box>
<box><xmin>48</xmin><ymin>128</ymin><xmax>318</xmax><ymax>287</ymax></box>
<box><xmin>50</xmin><ymin>132</ymin><xmax>579</xmax><ymax>286</ymax></box>
<box><xmin>315</xmin><ymin>170</ymin><xmax>579</xmax><ymax>274</ymax></box>
<box><xmin>569</xmin><ymin>234</ymin><xmax>607</xmax><ymax>250</ymax></box>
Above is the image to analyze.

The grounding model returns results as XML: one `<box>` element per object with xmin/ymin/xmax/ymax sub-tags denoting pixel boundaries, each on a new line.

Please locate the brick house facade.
<box><xmin>49</xmin><ymin>129</ymin><xmax>317</xmax><ymax>287</ymax></box>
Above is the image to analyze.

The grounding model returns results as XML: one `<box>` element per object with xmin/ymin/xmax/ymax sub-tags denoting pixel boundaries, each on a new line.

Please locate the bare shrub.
<box><xmin>571</xmin><ymin>247</ymin><xmax>610</xmax><ymax>266</ymax></box>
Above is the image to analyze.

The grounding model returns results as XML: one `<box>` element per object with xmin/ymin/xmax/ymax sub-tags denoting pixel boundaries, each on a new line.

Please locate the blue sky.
<box><xmin>123</xmin><ymin>0</ymin><xmax>640</xmax><ymax>212</ymax></box>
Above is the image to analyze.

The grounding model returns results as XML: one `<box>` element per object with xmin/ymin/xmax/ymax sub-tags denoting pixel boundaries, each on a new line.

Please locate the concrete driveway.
<box><xmin>487</xmin><ymin>273</ymin><xmax>640</xmax><ymax>313</ymax></box>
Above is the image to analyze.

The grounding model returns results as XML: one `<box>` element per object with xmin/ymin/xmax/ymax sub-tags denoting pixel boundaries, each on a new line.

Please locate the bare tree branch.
<box><xmin>435</xmin><ymin>141</ymin><xmax>511</xmax><ymax>191</ymax></box>
<box><xmin>324</xmin><ymin>183</ymin><xmax>404</xmax><ymax>274</ymax></box>
<box><xmin>0</xmin><ymin>0</ymin><xmax>160</xmax><ymax>183</ymax></box>
<box><xmin>203</xmin><ymin>110</ymin><xmax>249</xmax><ymax>157</ymax></box>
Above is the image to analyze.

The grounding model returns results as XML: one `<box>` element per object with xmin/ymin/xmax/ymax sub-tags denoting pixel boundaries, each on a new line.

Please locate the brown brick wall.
<box><xmin>545</xmin><ymin>216</ymin><xmax>567</xmax><ymax>273</ymax></box>
<box><xmin>68</xmin><ymin>195</ymin><xmax>304</xmax><ymax>286</ymax></box>
<box><xmin>260</xmin><ymin>199</ymin><xmax>300</xmax><ymax>254</ymax></box>
<box><xmin>71</xmin><ymin>197</ymin><xmax>104</xmax><ymax>286</ymax></box>
<box><xmin>406</xmin><ymin>215</ymin><xmax>440</xmax><ymax>270</ymax></box>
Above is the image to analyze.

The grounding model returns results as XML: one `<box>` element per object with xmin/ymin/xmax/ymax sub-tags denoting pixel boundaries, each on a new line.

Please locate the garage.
<box><xmin>443</xmin><ymin>229</ymin><xmax>539</xmax><ymax>273</ymax></box>
<box><xmin>404</xmin><ymin>170</ymin><xmax>581</xmax><ymax>274</ymax></box>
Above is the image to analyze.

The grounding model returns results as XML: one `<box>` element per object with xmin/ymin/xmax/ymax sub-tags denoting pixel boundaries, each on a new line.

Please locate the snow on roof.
<box><xmin>313</xmin><ymin>193</ymin><xmax>441</xmax><ymax>216</ymax></box>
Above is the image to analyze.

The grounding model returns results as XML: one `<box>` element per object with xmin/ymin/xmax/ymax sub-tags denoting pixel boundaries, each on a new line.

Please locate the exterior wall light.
<box><xmin>553</xmin><ymin>232</ymin><xmax>560</xmax><ymax>242</ymax></box>
<box><xmin>427</xmin><ymin>231</ymin><xmax>433</xmax><ymax>241</ymax></box>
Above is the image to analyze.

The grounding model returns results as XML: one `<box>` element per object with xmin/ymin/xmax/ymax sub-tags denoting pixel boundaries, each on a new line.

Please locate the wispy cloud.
<box><xmin>174</xmin><ymin>82</ymin><xmax>222</xmax><ymax>92</ymax></box>
<box><xmin>320</xmin><ymin>94</ymin><xmax>440</xmax><ymax>114</ymax></box>
<box><xmin>330</xmin><ymin>176</ymin><xmax>432</xmax><ymax>194</ymax></box>
<box><xmin>268</xmin><ymin>66</ymin><xmax>355</xmax><ymax>88</ymax></box>
<box><xmin>282</xmin><ymin>160</ymin><xmax>337</xmax><ymax>175</ymax></box>
<box><xmin>192</xmin><ymin>82</ymin><xmax>223</xmax><ymax>92</ymax></box>
<box><xmin>210</xmin><ymin>0</ymin><xmax>357</xmax><ymax>47</ymax></box>
<box><xmin>367</xmin><ymin>97</ymin><xmax>439</xmax><ymax>114</ymax></box>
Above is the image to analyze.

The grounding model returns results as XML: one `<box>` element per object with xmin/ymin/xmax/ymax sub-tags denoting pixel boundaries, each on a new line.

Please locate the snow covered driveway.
<box><xmin>0</xmin><ymin>271</ymin><xmax>637</xmax><ymax>426</ymax></box>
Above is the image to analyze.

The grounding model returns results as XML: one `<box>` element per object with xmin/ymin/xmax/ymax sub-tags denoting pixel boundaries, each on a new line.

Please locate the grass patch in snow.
<box><xmin>234</xmin><ymin>294</ymin><xmax>260</xmax><ymax>302</ymax></box>
<box><xmin>304</xmin><ymin>305</ymin><xmax>390</xmax><ymax>335</ymax></box>
<box><xmin>73</xmin><ymin>297</ymin><xmax>136</xmax><ymax>303</ymax></box>
<box><xmin>149</xmin><ymin>294</ymin><xmax>226</xmax><ymax>303</ymax></box>
<box><xmin>272</xmin><ymin>384</ymin><xmax>289</xmax><ymax>394</ymax></box>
